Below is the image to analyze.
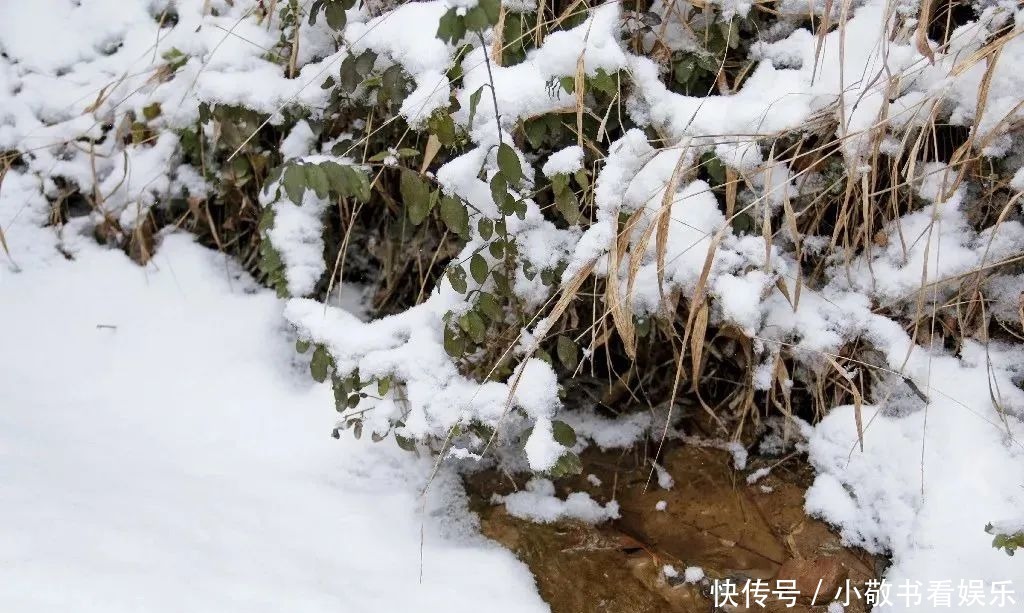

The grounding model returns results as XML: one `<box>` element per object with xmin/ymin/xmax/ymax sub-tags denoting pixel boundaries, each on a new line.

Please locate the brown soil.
<box><xmin>465</xmin><ymin>445</ymin><xmax>883</xmax><ymax>613</ymax></box>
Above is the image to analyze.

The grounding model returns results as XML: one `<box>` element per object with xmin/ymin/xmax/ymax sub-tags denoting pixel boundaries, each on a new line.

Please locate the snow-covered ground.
<box><xmin>0</xmin><ymin>233</ymin><xmax>546</xmax><ymax>613</ymax></box>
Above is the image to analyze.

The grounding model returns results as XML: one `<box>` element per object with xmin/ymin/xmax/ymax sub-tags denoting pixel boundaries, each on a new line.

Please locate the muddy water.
<box><xmin>465</xmin><ymin>446</ymin><xmax>882</xmax><ymax>613</ymax></box>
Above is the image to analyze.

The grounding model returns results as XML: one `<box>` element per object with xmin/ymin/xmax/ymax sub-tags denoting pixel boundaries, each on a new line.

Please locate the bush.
<box><xmin>6</xmin><ymin>0</ymin><xmax>1024</xmax><ymax>479</ymax></box>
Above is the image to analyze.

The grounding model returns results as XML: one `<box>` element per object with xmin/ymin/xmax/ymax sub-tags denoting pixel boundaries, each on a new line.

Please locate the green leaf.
<box><xmin>325</xmin><ymin>1</ymin><xmax>347</xmax><ymax>30</ymax></box>
<box><xmin>305</xmin><ymin>164</ymin><xmax>330</xmax><ymax>199</ymax></box>
<box><xmin>332</xmin><ymin>376</ymin><xmax>349</xmax><ymax>411</ymax></box>
<box><xmin>464</xmin><ymin>6</ymin><xmax>488</xmax><ymax>32</ymax></box>
<box><xmin>308</xmin><ymin>0</ymin><xmax>324</xmax><ymax>24</ymax></box>
<box><xmin>478</xmin><ymin>217</ymin><xmax>494</xmax><ymax>240</ymax></box>
<box><xmin>592</xmin><ymin>69</ymin><xmax>616</xmax><ymax>95</ymax></box>
<box><xmin>320</xmin><ymin>161</ymin><xmax>347</xmax><ymax>193</ymax></box>
<box><xmin>551</xmin><ymin>420</ymin><xmax>577</xmax><ymax>447</ymax></box>
<box><xmin>428</xmin><ymin>111</ymin><xmax>458</xmax><ymax>146</ymax></box>
<box><xmin>476</xmin><ymin>292</ymin><xmax>502</xmax><ymax>321</ymax></box>
<box><xmin>525</xmin><ymin>119</ymin><xmax>546</xmax><ymax>149</ymax></box>
<box><xmin>339</xmin><ymin>54</ymin><xmax>360</xmax><ymax>93</ymax></box>
<box><xmin>497</xmin><ymin>143</ymin><xmax>522</xmax><ymax>184</ymax></box>
<box><xmin>448</xmin><ymin>265</ymin><xmax>468</xmax><ymax>293</ymax></box>
<box><xmin>488</xmin><ymin>239</ymin><xmax>504</xmax><ymax>258</ymax></box>
<box><xmin>436</xmin><ymin>9</ymin><xmax>465</xmax><ymax>44</ymax></box>
<box><xmin>550</xmin><ymin>173</ymin><xmax>569</xmax><ymax>195</ymax></box>
<box><xmin>377</xmin><ymin>376</ymin><xmax>391</xmax><ymax>396</ymax></box>
<box><xmin>479</xmin><ymin>0</ymin><xmax>501</xmax><ymax>24</ymax></box>
<box><xmin>491</xmin><ymin>270</ymin><xmax>510</xmax><ymax>295</ymax></box>
<box><xmin>343</xmin><ymin>166</ymin><xmax>372</xmax><ymax>202</ymax></box>
<box><xmin>395</xmin><ymin>431</ymin><xmax>417</xmax><ymax>452</ymax></box>
<box><xmin>701</xmin><ymin>152</ymin><xmax>726</xmax><ymax>186</ymax></box>
<box><xmin>468</xmin><ymin>86</ymin><xmax>484</xmax><ymax>130</ymax></box>
<box><xmin>459</xmin><ymin>311</ymin><xmax>486</xmax><ymax>343</ymax></box>
<box><xmin>355</xmin><ymin>50</ymin><xmax>377</xmax><ymax>76</ymax></box>
<box><xmin>400</xmin><ymin>169</ymin><xmax>431</xmax><ymax>225</ymax></box>
<box><xmin>310</xmin><ymin>345</ymin><xmax>331</xmax><ymax>383</ymax></box>
<box><xmin>574</xmin><ymin>169</ymin><xmax>590</xmax><ymax>191</ymax></box>
<box><xmin>470</xmin><ymin>253</ymin><xmax>488</xmax><ymax>284</ymax></box>
<box><xmin>556</xmin><ymin>335</ymin><xmax>579</xmax><ymax>372</ymax></box>
<box><xmin>283</xmin><ymin>164</ymin><xmax>306</xmax><ymax>203</ymax></box>
<box><xmin>549</xmin><ymin>451</ymin><xmax>582</xmax><ymax>478</ymax></box>
<box><xmin>490</xmin><ymin>174</ymin><xmax>511</xmax><ymax>213</ymax></box>
<box><xmin>142</xmin><ymin>102</ymin><xmax>162</xmax><ymax>121</ymax></box>
<box><xmin>440</xmin><ymin>195</ymin><xmax>469</xmax><ymax>237</ymax></box>
<box><xmin>443</xmin><ymin>325</ymin><xmax>466</xmax><ymax>357</ymax></box>
<box><xmin>555</xmin><ymin>188</ymin><xmax>581</xmax><ymax>224</ymax></box>
<box><xmin>295</xmin><ymin>339</ymin><xmax>311</xmax><ymax>354</ymax></box>
<box><xmin>674</xmin><ymin>57</ymin><xmax>695</xmax><ymax>85</ymax></box>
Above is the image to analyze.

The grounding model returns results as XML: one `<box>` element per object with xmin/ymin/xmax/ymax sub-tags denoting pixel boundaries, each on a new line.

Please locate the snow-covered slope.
<box><xmin>0</xmin><ymin>233</ymin><xmax>546</xmax><ymax>613</ymax></box>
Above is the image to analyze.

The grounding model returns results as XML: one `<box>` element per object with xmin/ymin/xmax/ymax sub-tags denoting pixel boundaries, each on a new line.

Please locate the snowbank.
<box><xmin>0</xmin><ymin>234</ymin><xmax>546</xmax><ymax>613</ymax></box>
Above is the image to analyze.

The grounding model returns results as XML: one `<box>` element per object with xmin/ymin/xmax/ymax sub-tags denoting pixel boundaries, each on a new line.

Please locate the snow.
<box><xmin>684</xmin><ymin>567</ymin><xmax>705</xmax><ymax>583</ymax></box>
<box><xmin>541</xmin><ymin>146</ymin><xmax>585</xmax><ymax>178</ymax></box>
<box><xmin>652</xmin><ymin>462</ymin><xmax>675</xmax><ymax>490</ymax></box>
<box><xmin>746</xmin><ymin>467</ymin><xmax>771</xmax><ymax>485</ymax></box>
<box><xmin>265</xmin><ymin>190</ymin><xmax>331</xmax><ymax>297</ymax></box>
<box><xmin>494</xmin><ymin>479</ymin><xmax>619</xmax><ymax>524</ymax></box>
<box><xmin>805</xmin><ymin>337</ymin><xmax>1024</xmax><ymax>611</ymax></box>
<box><xmin>0</xmin><ymin>233</ymin><xmax>546</xmax><ymax>613</ymax></box>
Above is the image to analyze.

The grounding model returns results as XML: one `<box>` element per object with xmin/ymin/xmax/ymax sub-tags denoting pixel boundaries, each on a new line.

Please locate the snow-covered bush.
<box><xmin>3</xmin><ymin>0</ymin><xmax>1024</xmax><ymax>491</ymax></box>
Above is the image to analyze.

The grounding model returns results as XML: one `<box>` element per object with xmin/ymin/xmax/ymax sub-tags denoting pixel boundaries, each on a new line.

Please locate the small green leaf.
<box><xmin>470</xmin><ymin>253</ymin><xmax>488</xmax><ymax>284</ymax></box>
<box><xmin>464</xmin><ymin>6</ymin><xmax>488</xmax><ymax>31</ymax></box>
<box><xmin>468</xmin><ymin>86</ymin><xmax>484</xmax><ymax>130</ymax></box>
<box><xmin>339</xmin><ymin>53</ymin><xmax>360</xmax><ymax>93</ymax></box>
<box><xmin>556</xmin><ymin>335</ymin><xmax>579</xmax><ymax>372</ymax></box>
<box><xmin>305</xmin><ymin>164</ymin><xmax>330</xmax><ymax>199</ymax></box>
<box><xmin>400</xmin><ymin>169</ymin><xmax>431</xmax><ymax>225</ymax></box>
<box><xmin>497</xmin><ymin>143</ymin><xmax>523</xmax><ymax>184</ymax></box>
<box><xmin>310</xmin><ymin>345</ymin><xmax>331</xmax><ymax>383</ymax></box>
<box><xmin>343</xmin><ymin>166</ymin><xmax>372</xmax><ymax>202</ymax></box>
<box><xmin>549</xmin><ymin>451</ymin><xmax>582</xmax><ymax>478</ymax></box>
<box><xmin>325</xmin><ymin>2</ymin><xmax>347</xmax><ymax>30</ymax></box>
<box><xmin>478</xmin><ymin>217</ymin><xmax>494</xmax><ymax>240</ymax></box>
<box><xmin>459</xmin><ymin>311</ymin><xmax>486</xmax><ymax>343</ymax></box>
<box><xmin>488</xmin><ymin>239</ymin><xmax>504</xmax><ymax>258</ymax></box>
<box><xmin>377</xmin><ymin>376</ymin><xmax>391</xmax><ymax>396</ymax></box>
<box><xmin>550</xmin><ymin>173</ymin><xmax>569</xmax><ymax>195</ymax></box>
<box><xmin>428</xmin><ymin>111</ymin><xmax>458</xmax><ymax>146</ymax></box>
<box><xmin>142</xmin><ymin>102</ymin><xmax>162</xmax><ymax>121</ymax></box>
<box><xmin>448</xmin><ymin>265</ymin><xmax>468</xmax><ymax>294</ymax></box>
<box><xmin>283</xmin><ymin>164</ymin><xmax>306</xmax><ymax>203</ymax></box>
<box><xmin>525</xmin><ymin>119</ymin><xmax>546</xmax><ymax>149</ymax></box>
<box><xmin>479</xmin><ymin>0</ymin><xmax>501</xmax><ymax>24</ymax></box>
<box><xmin>701</xmin><ymin>152</ymin><xmax>726</xmax><ymax>186</ymax></box>
<box><xmin>436</xmin><ymin>9</ymin><xmax>465</xmax><ymax>44</ymax></box>
<box><xmin>296</xmin><ymin>339</ymin><xmax>311</xmax><ymax>354</ymax></box>
<box><xmin>477</xmin><ymin>292</ymin><xmax>502</xmax><ymax>321</ymax></box>
<box><xmin>674</xmin><ymin>57</ymin><xmax>695</xmax><ymax>85</ymax></box>
<box><xmin>355</xmin><ymin>50</ymin><xmax>377</xmax><ymax>76</ymax></box>
<box><xmin>551</xmin><ymin>420</ymin><xmax>577</xmax><ymax>447</ymax></box>
<box><xmin>443</xmin><ymin>325</ymin><xmax>466</xmax><ymax>357</ymax></box>
<box><xmin>555</xmin><ymin>188</ymin><xmax>581</xmax><ymax>224</ymax></box>
<box><xmin>491</xmin><ymin>270</ymin><xmax>510</xmax><ymax>294</ymax></box>
<box><xmin>395</xmin><ymin>431</ymin><xmax>416</xmax><ymax>452</ymax></box>
<box><xmin>440</xmin><ymin>195</ymin><xmax>469</xmax><ymax>237</ymax></box>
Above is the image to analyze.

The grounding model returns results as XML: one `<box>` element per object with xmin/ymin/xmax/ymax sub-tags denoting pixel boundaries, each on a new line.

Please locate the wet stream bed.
<box><xmin>465</xmin><ymin>446</ymin><xmax>883</xmax><ymax>613</ymax></box>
